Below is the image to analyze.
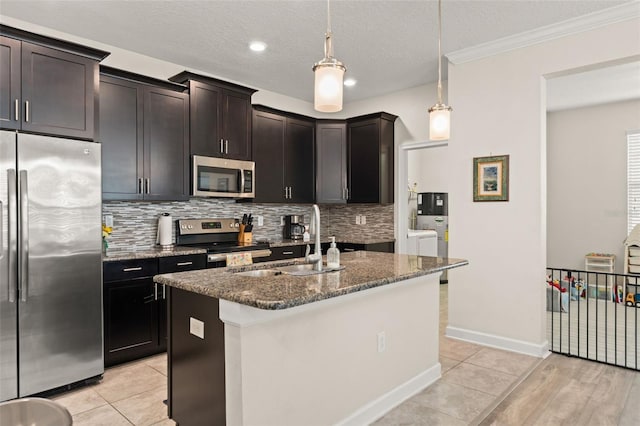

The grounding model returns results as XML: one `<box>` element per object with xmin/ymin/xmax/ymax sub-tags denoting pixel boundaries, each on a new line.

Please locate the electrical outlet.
<box><xmin>377</xmin><ymin>331</ymin><xmax>386</xmax><ymax>353</ymax></box>
<box><xmin>103</xmin><ymin>214</ymin><xmax>113</xmax><ymax>227</ymax></box>
<box><xmin>257</xmin><ymin>215</ymin><xmax>264</xmax><ymax>226</ymax></box>
<box><xmin>190</xmin><ymin>317</ymin><xmax>205</xmax><ymax>339</ymax></box>
<box><xmin>361</xmin><ymin>215</ymin><xmax>366</xmax><ymax>225</ymax></box>
<box><xmin>355</xmin><ymin>215</ymin><xmax>361</xmax><ymax>225</ymax></box>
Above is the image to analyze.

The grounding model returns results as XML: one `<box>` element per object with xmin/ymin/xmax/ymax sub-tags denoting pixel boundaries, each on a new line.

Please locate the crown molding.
<box><xmin>447</xmin><ymin>2</ymin><xmax>640</xmax><ymax>65</ymax></box>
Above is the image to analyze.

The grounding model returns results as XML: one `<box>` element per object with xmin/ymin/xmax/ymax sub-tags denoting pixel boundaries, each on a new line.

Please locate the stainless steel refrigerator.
<box><xmin>417</xmin><ymin>192</ymin><xmax>448</xmax><ymax>283</ymax></box>
<box><xmin>0</xmin><ymin>131</ymin><xmax>103</xmax><ymax>401</ymax></box>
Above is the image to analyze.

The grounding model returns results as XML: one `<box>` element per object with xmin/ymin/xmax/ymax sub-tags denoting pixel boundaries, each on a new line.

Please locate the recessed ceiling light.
<box><xmin>249</xmin><ymin>41</ymin><xmax>267</xmax><ymax>52</ymax></box>
<box><xmin>344</xmin><ymin>78</ymin><xmax>357</xmax><ymax>87</ymax></box>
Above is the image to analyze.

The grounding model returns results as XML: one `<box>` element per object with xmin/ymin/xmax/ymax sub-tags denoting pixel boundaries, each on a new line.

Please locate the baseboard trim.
<box><xmin>336</xmin><ymin>363</ymin><xmax>442</xmax><ymax>426</ymax></box>
<box><xmin>446</xmin><ymin>326</ymin><xmax>550</xmax><ymax>358</ymax></box>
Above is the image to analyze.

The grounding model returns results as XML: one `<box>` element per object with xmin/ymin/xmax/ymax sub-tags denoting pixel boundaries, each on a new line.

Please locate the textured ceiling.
<box><xmin>0</xmin><ymin>0</ymin><xmax>632</xmax><ymax>103</ymax></box>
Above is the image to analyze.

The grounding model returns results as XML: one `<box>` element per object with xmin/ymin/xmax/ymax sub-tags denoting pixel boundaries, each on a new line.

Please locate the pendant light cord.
<box><xmin>437</xmin><ymin>0</ymin><xmax>443</xmax><ymax>104</ymax></box>
<box><xmin>325</xmin><ymin>0</ymin><xmax>333</xmax><ymax>59</ymax></box>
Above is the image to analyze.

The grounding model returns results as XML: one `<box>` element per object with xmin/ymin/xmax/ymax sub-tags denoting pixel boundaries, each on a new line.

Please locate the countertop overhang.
<box><xmin>154</xmin><ymin>251</ymin><xmax>467</xmax><ymax>310</ymax></box>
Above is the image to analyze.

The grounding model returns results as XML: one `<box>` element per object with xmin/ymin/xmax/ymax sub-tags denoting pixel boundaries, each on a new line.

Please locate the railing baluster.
<box><xmin>545</xmin><ymin>267</ymin><xmax>638</xmax><ymax>371</ymax></box>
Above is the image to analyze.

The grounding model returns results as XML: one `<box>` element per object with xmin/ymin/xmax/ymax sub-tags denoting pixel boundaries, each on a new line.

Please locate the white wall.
<box><xmin>547</xmin><ymin>99</ymin><xmax>640</xmax><ymax>273</ymax></box>
<box><xmin>446</xmin><ymin>18</ymin><xmax>640</xmax><ymax>356</ymax></box>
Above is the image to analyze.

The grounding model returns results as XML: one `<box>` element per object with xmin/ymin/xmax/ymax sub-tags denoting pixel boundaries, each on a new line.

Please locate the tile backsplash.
<box><xmin>103</xmin><ymin>199</ymin><xmax>394</xmax><ymax>250</ymax></box>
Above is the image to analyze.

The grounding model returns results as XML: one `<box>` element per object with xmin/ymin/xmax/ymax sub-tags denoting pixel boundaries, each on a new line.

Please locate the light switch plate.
<box><xmin>361</xmin><ymin>216</ymin><xmax>366</xmax><ymax>225</ymax></box>
<box><xmin>190</xmin><ymin>317</ymin><xmax>205</xmax><ymax>339</ymax></box>
<box><xmin>257</xmin><ymin>215</ymin><xmax>264</xmax><ymax>226</ymax></box>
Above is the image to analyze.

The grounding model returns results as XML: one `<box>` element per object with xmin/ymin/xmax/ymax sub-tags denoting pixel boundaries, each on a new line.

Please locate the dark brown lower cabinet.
<box><xmin>103</xmin><ymin>254</ymin><xmax>206</xmax><ymax>367</ymax></box>
<box><xmin>103</xmin><ymin>259</ymin><xmax>160</xmax><ymax>367</ymax></box>
<box><xmin>168</xmin><ymin>287</ymin><xmax>225</xmax><ymax>425</ymax></box>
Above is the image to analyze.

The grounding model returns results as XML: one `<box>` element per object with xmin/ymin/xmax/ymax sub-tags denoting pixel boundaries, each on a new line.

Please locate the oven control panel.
<box><xmin>177</xmin><ymin>218</ymin><xmax>239</xmax><ymax>235</ymax></box>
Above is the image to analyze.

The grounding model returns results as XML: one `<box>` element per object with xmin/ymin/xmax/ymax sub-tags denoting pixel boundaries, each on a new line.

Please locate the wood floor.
<box><xmin>479</xmin><ymin>354</ymin><xmax>640</xmax><ymax>426</ymax></box>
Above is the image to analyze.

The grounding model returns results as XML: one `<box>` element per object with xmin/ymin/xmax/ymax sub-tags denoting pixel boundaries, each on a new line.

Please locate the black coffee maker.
<box><xmin>284</xmin><ymin>215</ymin><xmax>305</xmax><ymax>240</ymax></box>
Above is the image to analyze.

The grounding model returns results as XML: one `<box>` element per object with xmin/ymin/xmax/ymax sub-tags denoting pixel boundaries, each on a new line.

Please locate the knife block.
<box><xmin>238</xmin><ymin>225</ymin><xmax>252</xmax><ymax>244</ymax></box>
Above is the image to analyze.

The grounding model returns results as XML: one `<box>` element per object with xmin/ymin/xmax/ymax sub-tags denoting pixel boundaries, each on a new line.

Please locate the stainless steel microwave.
<box><xmin>192</xmin><ymin>155</ymin><xmax>255</xmax><ymax>198</ymax></box>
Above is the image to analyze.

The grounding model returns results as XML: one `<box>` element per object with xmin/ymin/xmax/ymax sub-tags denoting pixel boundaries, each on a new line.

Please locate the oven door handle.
<box><xmin>208</xmin><ymin>249</ymin><xmax>272</xmax><ymax>263</ymax></box>
<box><xmin>239</xmin><ymin>169</ymin><xmax>245</xmax><ymax>194</ymax></box>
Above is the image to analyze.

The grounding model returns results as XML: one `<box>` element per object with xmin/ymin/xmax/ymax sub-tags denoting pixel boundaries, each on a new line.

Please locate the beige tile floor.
<box><xmin>51</xmin><ymin>284</ymin><xmax>538</xmax><ymax>425</ymax></box>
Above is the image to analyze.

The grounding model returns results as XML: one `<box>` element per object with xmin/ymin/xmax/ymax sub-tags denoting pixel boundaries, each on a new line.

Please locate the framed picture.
<box><xmin>473</xmin><ymin>155</ymin><xmax>509</xmax><ymax>201</ymax></box>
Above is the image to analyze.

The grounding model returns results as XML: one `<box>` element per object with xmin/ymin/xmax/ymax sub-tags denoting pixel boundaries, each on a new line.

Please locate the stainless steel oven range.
<box><xmin>175</xmin><ymin>218</ymin><xmax>271</xmax><ymax>267</ymax></box>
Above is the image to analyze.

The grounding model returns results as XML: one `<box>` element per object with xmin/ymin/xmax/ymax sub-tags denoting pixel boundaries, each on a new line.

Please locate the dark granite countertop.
<box><xmin>269</xmin><ymin>237</ymin><xmax>395</xmax><ymax>247</ymax></box>
<box><xmin>102</xmin><ymin>246</ymin><xmax>207</xmax><ymax>262</ymax></box>
<box><xmin>154</xmin><ymin>251</ymin><xmax>467</xmax><ymax>310</ymax></box>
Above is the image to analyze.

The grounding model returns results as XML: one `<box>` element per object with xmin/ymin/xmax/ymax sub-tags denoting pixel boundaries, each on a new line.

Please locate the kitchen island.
<box><xmin>154</xmin><ymin>251</ymin><xmax>467</xmax><ymax>426</ymax></box>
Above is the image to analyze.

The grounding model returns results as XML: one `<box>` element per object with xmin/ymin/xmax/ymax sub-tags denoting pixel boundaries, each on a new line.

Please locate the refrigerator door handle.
<box><xmin>19</xmin><ymin>170</ymin><xmax>28</xmax><ymax>302</ymax></box>
<box><xmin>7</xmin><ymin>169</ymin><xmax>17</xmax><ymax>303</ymax></box>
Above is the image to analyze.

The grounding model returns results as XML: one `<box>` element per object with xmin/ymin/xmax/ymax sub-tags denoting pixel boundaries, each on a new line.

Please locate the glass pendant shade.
<box><xmin>429</xmin><ymin>104</ymin><xmax>451</xmax><ymax>140</ymax></box>
<box><xmin>314</xmin><ymin>62</ymin><xmax>345</xmax><ymax>112</ymax></box>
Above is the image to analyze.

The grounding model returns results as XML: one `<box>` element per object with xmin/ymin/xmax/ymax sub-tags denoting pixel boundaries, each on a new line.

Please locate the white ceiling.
<box><xmin>0</xmin><ymin>0</ymin><xmax>634</xmax><ymax>104</ymax></box>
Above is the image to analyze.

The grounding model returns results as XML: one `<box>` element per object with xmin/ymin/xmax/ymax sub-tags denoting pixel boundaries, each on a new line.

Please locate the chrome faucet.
<box><xmin>305</xmin><ymin>204</ymin><xmax>322</xmax><ymax>271</ymax></box>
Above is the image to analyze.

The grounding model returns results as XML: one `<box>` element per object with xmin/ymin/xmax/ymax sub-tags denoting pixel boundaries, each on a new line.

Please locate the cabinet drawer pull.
<box><xmin>123</xmin><ymin>267</ymin><xmax>143</xmax><ymax>272</ymax></box>
<box><xmin>176</xmin><ymin>261</ymin><xmax>193</xmax><ymax>266</ymax></box>
<box><xmin>282</xmin><ymin>251</ymin><xmax>294</xmax><ymax>255</ymax></box>
<box><xmin>14</xmin><ymin>99</ymin><xmax>19</xmax><ymax>121</ymax></box>
<box><xmin>343</xmin><ymin>248</ymin><xmax>355</xmax><ymax>252</ymax></box>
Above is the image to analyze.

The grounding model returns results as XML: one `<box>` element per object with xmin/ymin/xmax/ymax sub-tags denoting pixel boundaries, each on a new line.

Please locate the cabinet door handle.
<box><xmin>176</xmin><ymin>261</ymin><xmax>193</xmax><ymax>266</ymax></box>
<box><xmin>284</xmin><ymin>187</ymin><xmax>288</xmax><ymax>199</ymax></box>
<box><xmin>14</xmin><ymin>99</ymin><xmax>19</xmax><ymax>121</ymax></box>
<box><xmin>162</xmin><ymin>284</ymin><xmax>166</xmax><ymax>299</ymax></box>
<box><xmin>220</xmin><ymin>139</ymin><xmax>224</xmax><ymax>154</ymax></box>
<box><xmin>289</xmin><ymin>186</ymin><xmax>293</xmax><ymax>199</ymax></box>
<box><xmin>138</xmin><ymin>178</ymin><xmax>143</xmax><ymax>194</ymax></box>
<box><xmin>123</xmin><ymin>267</ymin><xmax>143</xmax><ymax>272</ymax></box>
<box><xmin>154</xmin><ymin>283</ymin><xmax>158</xmax><ymax>301</ymax></box>
<box><xmin>345</xmin><ymin>187</ymin><xmax>349</xmax><ymax>200</ymax></box>
<box><xmin>225</xmin><ymin>140</ymin><xmax>229</xmax><ymax>154</ymax></box>
<box><xmin>24</xmin><ymin>101</ymin><xmax>29</xmax><ymax>123</ymax></box>
<box><xmin>145</xmin><ymin>178</ymin><xmax>150</xmax><ymax>194</ymax></box>
<box><xmin>283</xmin><ymin>251</ymin><xmax>294</xmax><ymax>255</ymax></box>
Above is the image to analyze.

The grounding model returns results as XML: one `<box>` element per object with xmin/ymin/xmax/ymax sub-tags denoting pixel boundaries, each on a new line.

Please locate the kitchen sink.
<box><xmin>277</xmin><ymin>264</ymin><xmax>317</xmax><ymax>273</ymax></box>
<box><xmin>277</xmin><ymin>264</ymin><xmax>345</xmax><ymax>276</ymax></box>
<box><xmin>234</xmin><ymin>269</ymin><xmax>282</xmax><ymax>277</ymax></box>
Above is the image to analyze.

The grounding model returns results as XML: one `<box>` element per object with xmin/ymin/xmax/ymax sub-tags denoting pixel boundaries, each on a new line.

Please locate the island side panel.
<box><xmin>168</xmin><ymin>287</ymin><xmax>225</xmax><ymax>425</ymax></box>
<box><xmin>223</xmin><ymin>273</ymin><xmax>441</xmax><ymax>426</ymax></box>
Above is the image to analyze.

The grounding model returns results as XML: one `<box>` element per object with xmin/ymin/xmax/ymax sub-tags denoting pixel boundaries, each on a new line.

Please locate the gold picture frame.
<box><xmin>473</xmin><ymin>155</ymin><xmax>509</xmax><ymax>202</ymax></box>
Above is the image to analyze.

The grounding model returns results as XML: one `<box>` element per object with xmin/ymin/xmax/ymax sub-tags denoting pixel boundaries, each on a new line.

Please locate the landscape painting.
<box><xmin>473</xmin><ymin>155</ymin><xmax>509</xmax><ymax>201</ymax></box>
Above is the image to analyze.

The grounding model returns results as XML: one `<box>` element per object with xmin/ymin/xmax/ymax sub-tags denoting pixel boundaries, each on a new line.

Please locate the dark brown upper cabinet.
<box><xmin>0</xmin><ymin>26</ymin><xmax>109</xmax><ymax>140</ymax></box>
<box><xmin>169</xmin><ymin>71</ymin><xmax>256</xmax><ymax>161</ymax></box>
<box><xmin>316</xmin><ymin>121</ymin><xmax>347</xmax><ymax>204</ymax></box>
<box><xmin>347</xmin><ymin>112</ymin><xmax>397</xmax><ymax>204</ymax></box>
<box><xmin>100</xmin><ymin>67</ymin><xmax>189</xmax><ymax>201</ymax></box>
<box><xmin>252</xmin><ymin>106</ymin><xmax>315</xmax><ymax>203</ymax></box>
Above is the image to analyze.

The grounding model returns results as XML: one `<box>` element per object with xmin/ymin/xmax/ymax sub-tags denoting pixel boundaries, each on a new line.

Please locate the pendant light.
<box><xmin>428</xmin><ymin>0</ymin><xmax>452</xmax><ymax>140</ymax></box>
<box><xmin>313</xmin><ymin>0</ymin><xmax>346</xmax><ymax>113</ymax></box>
